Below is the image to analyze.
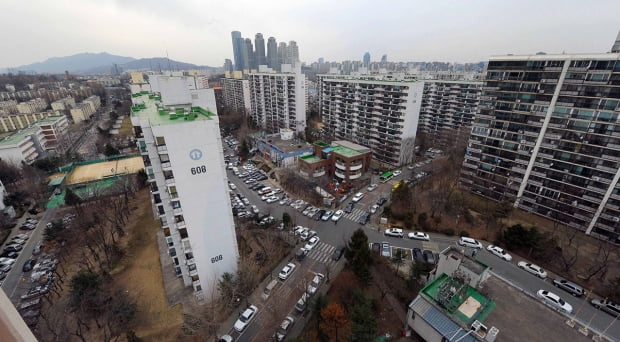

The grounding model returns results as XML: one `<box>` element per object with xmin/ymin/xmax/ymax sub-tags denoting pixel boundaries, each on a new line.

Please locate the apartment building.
<box><xmin>51</xmin><ymin>97</ymin><xmax>76</xmax><ymax>111</ymax></box>
<box><xmin>249</xmin><ymin>64</ymin><xmax>306</xmax><ymax>134</ymax></box>
<box><xmin>221</xmin><ymin>77</ymin><xmax>251</xmax><ymax>114</ymax></box>
<box><xmin>318</xmin><ymin>74</ymin><xmax>423</xmax><ymax>166</ymax></box>
<box><xmin>131</xmin><ymin>88</ymin><xmax>238</xmax><ymax>298</ymax></box>
<box><xmin>37</xmin><ymin>115</ymin><xmax>69</xmax><ymax>152</ymax></box>
<box><xmin>0</xmin><ymin>112</ymin><xmax>51</xmax><ymax>133</ymax></box>
<box><xmin>420</xmin><ymin>81</ymin><xmax>482</xmax><ymax>135</ymax></box>
<box><xmin>0</xmin><ymin>125</ymin><xmax>43</xmax><ymax>165</ymax></box>
<box><xmin>70</xmin><ymin>103</ymin><xmax>95</xmax><ymax>123</ymax></box>
<box><xmin>16</xmin><ymin>98</ymin><xmax>47</xmax><ymax>114</ymax></box>
<box><xmin>0</xmin><ymin>100</ymin><xmax>18</xmax><ymax>114</ymax></box>
<box><xmin>460</xmin><ymin>52</ymin><xmax>620</xmax><ymax>242</ymax></box>
<box><xmin>83</xmin><ymin>95</ymin><xmax>101</xmax><ymax>113</ymax></box>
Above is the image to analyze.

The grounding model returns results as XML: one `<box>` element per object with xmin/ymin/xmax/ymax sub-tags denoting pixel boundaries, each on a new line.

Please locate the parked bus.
<box><xmin>379</xmin><ymin>171</ymin><xmax>394</xmax><ymax>183</ymax></box>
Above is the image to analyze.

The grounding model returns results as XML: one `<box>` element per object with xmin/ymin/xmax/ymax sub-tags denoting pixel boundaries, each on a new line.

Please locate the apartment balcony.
<box><xmin>157</xmin><ymin>145</ymin><xmax>168</xmax><ymax>154</ymax></box>
<box><xmin>349</xmin><ymin>172</ymin><xmax>362</xmax><ymax>180</ymax></box>
<box><xmin>161</xmin><ymin>162</ymin><xmax>172</xmax><ymax>171</ymax></box>
<box><xmin>350</xmin><ymin>163</ymin><xmax>363</xmax><ymax>171</ymax></box>
<box><xmin>526</xmin><ymin>120</ymin><xmax>544</xmax><ymax>127</ymax></box>
<box><xmin>596</xmin><ymin>164</ymin><xmax>617</xmax><ymax>173</ymax></box>
<box><xmin>530</xmin><ymin>171</ymin><xmax>545</xmax><ymax>178</ymax></box>
<box><xmin>173</xmin><ymin>207</ymin><xmax>183</xmax><ymax>215</ymax></box>
<box><xmin>176</xmin><ymin>220</ymin><xmax>186</xmax><ymax>229</ymax></box>
<box><xmin>538</xmin><ymin>152</ymin><xmax>553</xmax><ymax>159</ymax></box>
<box><xmin>313</xmin><ymin>170</ymin><xmax>326</xmax><ymax>177</ymax></box>
<box><xmin>335</xmin><ymin>161</ymin><xmax>347</xmax><ymax>170</ymax></box>
<box><xmin>583</xmin><ymin>194</ymin><xmax>601</xmax><ymax>203</ymax></box>
<box><xmin>165</xmin><ymin>178</ymin><xmax>176</xmax><ymax>186</ymax></box>
<box><xmin>335</xmin><ymin>170</ymin><xmax>346</xmax><ymax>179</ymax></box>
<box><xmin>511</xmin><ymin>166</ymin><xmax>527</xmax><ymax>173</ymax></box>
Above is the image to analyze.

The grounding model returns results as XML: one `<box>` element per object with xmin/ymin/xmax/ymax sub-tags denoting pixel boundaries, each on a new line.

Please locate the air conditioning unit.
<box><xmin>520</xmin><ymin>140</ymin><xmax>527</xmax><ymax>144</ymax></box>
<box><xmin>613</xmin><ymin>217</ymin><xmax>620</xmax><ymax>223</ymax></box>
<box><xmin>588</xmin><ymin>129</ymin><xmax>594</xmax><ymax>133</ymax></box>
<box><xmin>593</xmin><ymin>176</ymin><xmax>600</xmax><ymax>181</ymax></box>
<box><xmin>471</xmin><ymin>320</ymin><xmax>484</xmax><ymax>332</ymax></box>
<box><xmin>516</xmin><ymin>99</ymin><xmax>521</xmax><ymax>103</ymax></box>
<box><xmin>486</xmin><ymin>327</ymin><xmax>500</xmax><ymax>342</ymax></box>
<box><xmin>518</xmin><ymin>130</ymin><xmax>524</xmax><ymax>133</ymax></box>
<box><xmin>583</xmin><ymin>141</ymin><xmax>589</xmax><ymax>144</ymax></box>
<box><xmin>572</xmin><ymin>200</ymin><xmax>578</xmax><ymax>206</ymax></box>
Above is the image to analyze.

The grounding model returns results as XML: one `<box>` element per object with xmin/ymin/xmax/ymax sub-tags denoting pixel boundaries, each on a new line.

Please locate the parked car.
<box><xmin>321</xmin><ymin>210</ymin><xmax>334</xmax><ymax>221</ymax></box>
<box><xmin>307</xmin><ymin>273</ymin><xmax>325</xmax><ymax>296</ymax></box>
<box><xmin>218</xmin><ymin>335</ymin><xmax>234</xmax><ymax>342</ymax></box>
<box><xmin>384</xmin><ymin>228</ymin><xmax>404</xmax><ymax>238</ymax></box>
<box><xmin>12</xmin><ymin>234</ymin><xmax>29</xmax><ymax>241</ymax></box>
<box><xmin>331</xmin><ymin>210</ymin><xmax>344</xmax><ymax>222</ymax></box>
<box><xmin>278</xmin><ymin>263</ymin><xmax>297</xmax><ymax>281</ymax></box>
<box><xmin>422</xmin><ymin>250</ymin><xmax>436</xmax><ymax>265</ymax></box>
<box><xmin>4</xmin><ymin>244</ymin><xmax>23</xmax><ymax>252</ymax></box>
<box><xmin>537</xmin><ymin>290</ymin><xmax>573</xmax><ymax>314</ymax></box>
<box><xmin>0</xmin><ymin>251</ymin><xmax>18</xmax><ymax>259</ymax></box>
<box><xmin>370</xmin><ymin>204</ymin><xmax>379</xmax><ymax>214</ymax></box>
<box><xmin>331</xmin><ymin>246</ymin><xmax>345</xmax><ymax>261</ymax></box>
<box><xmin>517</xmin><ymin>262</ymin><xmax>547</xmax><ymax>279</ymax></box>
<box><xmin>376</xmin><ymin>197</ymin><xmax>387</xmax><ymax>206</ymax></box>
<box><xmin>590</xmin><ymin>299</ymin><xmax>620</xmax><ymax>317</ymax></box>
<box><xmin>367</xmin><ymin>183</ymin><xmax>378</xmax><ymax>192</ymax></box>
<box><xmin>313</xmin><ymin>209</ymin><xmax>325</xmax><ymax>221</ymax></box>
<box><xmin>352</xmin><ymin>192</ymin><xmax>365</xmax><ymax>202</ymax></box>
<box><xmin>552</xmin><ymin>278</ymin><xmax>584</xmax><ymax>297</ymax></box>
<box><xmin>274</xmin><ymin>316</ymin><xmax>295</xmax><ymax>342</ymax></box>
<box><xmin>486</xmin><ymin>245</ymin><xmax>512</xmax><ymax>261</ymax></box>
<box><xmin>412</xmin><ymin>248</ymin><xmax>424</xmax><ymax>263</ymax></box>
<box><xmin>32</xmin><ymin>243</ymin><xmax>42</xmax><ymax>256</ymax></box>
<box><xmin>393</xmin><ymin>170</ymin><xmax>402</xmax><ymax>176</ymax></box>
<box><xmin>408</xmin><ymin>232</ymin><xmax>430</xmax><ymax>241</ymax></box>
<box><xmin>0</xmin><ymin>264</ymin><xmax>11</xmax><ymax>273</ymax></box>
<box><xmin>458</xmin><ymin>237</ymin><xmax>483</xmax><ymax>249</ymax></box>
<box><xmin>295</xmin><ymin>248</ymin><xmax>309</xmax><ymax>261</ymax></box>
<box><xmin>300</xmin><ymin>228</ymin><xmax>311</xmax><ymax>241</ymax></box>
<box><xmin>304</xmin><ymin>236</ymin><xmax>320</xmax><ymax>251</ymax></box>
<box><xmin>0</xmin><ymin>257</ymin><xmax>16</xmax><ymax>266</ymax></box>
<box><xmin>358</xmin><ymin>212</ymin><xmax>370</xmax><ymax>225</ymax></box>
<box><xmin>22</xmin><ymin>259</ymin><xmax>37</xmax><ymax>272</ymax></box>
<box><xmin>234</xmin><ymin>305</ymin><xmax>258</xmax><ymax>332</ymax></box>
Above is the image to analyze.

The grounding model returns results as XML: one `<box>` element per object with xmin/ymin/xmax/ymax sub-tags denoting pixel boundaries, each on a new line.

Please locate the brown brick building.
<box><xmin>298</xmin><ymin>140</ymin><xmax>371</xmax><ymax>181</ymax></box>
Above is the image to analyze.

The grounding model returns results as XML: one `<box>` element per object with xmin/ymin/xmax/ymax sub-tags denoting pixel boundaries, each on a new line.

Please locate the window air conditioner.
<box><xmin>518</xmin><ymin>130</ymin><xmax>524</xmax><ymax>133</ymax></box>
<box><xmin>614</xmin><ymin>217</ymin><xmax>620</xmax><ymax>223</ymax></box>
<box><xmin>588</xmin><ymin>129</ymin><xmax>594</xmax><ymax>133</ymax></box>
<box><xmin>593</xmin><ymin>176</ymin><xmax>600</xmax><ymax>181</ymax></box>
<box><xmin>520</xmin><ymin>140</ymin><xmax>527</xmax><ymax>144</ymax></box>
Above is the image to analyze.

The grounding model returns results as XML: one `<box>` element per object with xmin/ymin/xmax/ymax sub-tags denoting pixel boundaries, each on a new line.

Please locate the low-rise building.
<box><xmin>16</xmin><ymin>98</ymin><xmax>47</xmax><ymax>114</ymax></box>
<box><xmin>51</xmin><ymin>97</ymin><xmax>76</xmax><ymax>111</ymax></box>
<box><xmin>70</xmin><ymin>103</ymin><xmax>95</xmax><ymax>123</ymax></box>
<box><xmin>83</xmin><ymin>95</ymin><xmax>101</xmax><ymax>113</ymax></box>
<box><xmin>0</xmin><ymin>125</ymin><xmax>43</xmax><ymax>165</ymax></box>
<box><xmin>251</xmin><ymin>128</ymin><xmax>313</xmax><ymax>167</ymax></box>
<box><xmin>298</xmin><ymin>140</ymin><xmax>372</xmax><ymax>181</ymax></box>
<box><xmin>37</xmin><ymin>115</ymin><xmax>69</xmax><ymax>152</ymax></box>
<box><xmin>0</xmin><ymin>100</ymin><xmax>18</xmax><ymax>114</ymax></box>
<box><xmin>0</xmin><ymin>112</ymin><xmax>50</xmax><ymax>133</ymax></box>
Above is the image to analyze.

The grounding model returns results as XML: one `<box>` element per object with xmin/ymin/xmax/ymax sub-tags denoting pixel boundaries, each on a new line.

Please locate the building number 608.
<box><xmin>211</xmin><ymin>254</ymin><xmax>223</xmax><ymax>263</ymax></box>
<box><xmin>191</xmin><ymin>165</ymin><xmax>207</xmax><ymax>175</ymax></box>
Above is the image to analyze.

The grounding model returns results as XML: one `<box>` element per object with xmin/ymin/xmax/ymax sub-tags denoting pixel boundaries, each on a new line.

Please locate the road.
<box><xmin>222</xmin><ymin>151</ymin><xmax>619</xmax><ymax>341</ymax></box>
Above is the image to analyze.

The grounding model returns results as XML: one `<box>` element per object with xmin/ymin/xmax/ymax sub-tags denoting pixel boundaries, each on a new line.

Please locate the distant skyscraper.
<box><xmin>255</xmin><ymin>33</ymin><xmax>266</xmax><ymax>67</ymax></box>
<box><xmin>363</xmin><ymin>52</ymin><xmax>370</xmax><ymax>65</ymax></box>
<box><xmin>381</xmin><ymin>54</ymin><xmax>388</xmax><ymax>63</ymax></box>
<box><xmin>231</xmin><ymin>31</ymin><xmax>245</xmax><ymax>71</ymax></box>
<box><xmin>278</xmin><ymin>42</ymin><xmax>288</xmax><ymax>69</ymax></box>
<box><xmin>244</xmin><ymin>38</ymin><xmax>255</xmax><ymax>71</ymax></box>
<box><xmin>224</xmin><ymin>59</ymin><xmax>233</xmax><ymax>73</ymax></box>
<box><xmin>612</xmin><ymin>30</ymin><xmax>620</xmax><ymax>52</ymax></box>
<box><xmin>267</xmin><ymin>37</ymin><xmax>278</xmax><ymax>69</ymax></box>
<box><xmin>318</xmin><ymin>58</ymin><xmax>324</xmax><ymax>64</ymax></box>
<box><xmin>288</xmin><ymin>41</ymin><xmax>300</xmax><ymax>64</ymax></box>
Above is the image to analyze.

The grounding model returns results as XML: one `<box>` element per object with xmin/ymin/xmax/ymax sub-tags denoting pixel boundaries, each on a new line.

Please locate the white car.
<box><xmin>393</xmin><ymin>170</ymin><xmax>402</xmax><ymax>176</ymax></box>
<box><xmin>537</xmin><ymin>290</ymin><xmax>572</xmax><ymax>314</ymax></box>
<box><xmin>228</xmin><ymin>183</ymin><xmax>237</xmax><ymax>190</ymax></box>
<box><xmin>370</xmin><ymin>204</ymin><xmax>379</xmax><ymax>214</ymax></box>
<box><xmin>305</xmin><ymin>236</ymin><xmax>320</xmax><ymax>251</ymax></box>
<box><xmin>218</xmin><ymin>335</ymin><xmax>233</xmax><ymax>342</ymax></box>
<box><xmin>407</xmin><ymin>164</ymin><xmax>416</xmax><ymax>170</ymax></box>
<box><xmin>0</xmin><ymin>258</ymin><xmax>16</xmax><ymax>266</ymax></box>
<box><xmin>307</xmin><ymin>273</ymin><xmax>325</xmax><ymax>296</ymax></box>
<box><xmin>486</xmin><ymin>245</ymin><xmax>512</xmax><ymax>261</ymax></box>
<box><xmin>408</xmin><ymin>231</ymin><xmax>430</xmax><ymax>241</ymax></box>
<box><xmin>352</xmin><ymin>192</ymin><xmax>365</xmax><ymax>202</ymax></box>
<box><xmin>518</xmin><ymin>261</ymin><xmax>547</xmax><ymax>279</ymax></box>
<box><xmin>300</xmin><ymin>228</ymin><xmax>311</xmax><ymax>241</ymax></box>
<box><xmin>251</xmin><ymin>205</ymin><xmax>259</xmax><ymax>214</ymax></box>
<box><xmin>266</xmin><ymin>196</ymin><xmax>279</xmax><ymax>203</ymax></box>
<box><xmin>274</xmin><ymin>316</ymin><xmax>295</xmax><ymax>341</ymax></box>
<box><xmin>321</xmin><ymin>210</ymin><xmax>334</xmax><ymax>221</ymax></box>
<box><xmin>384</xmin><ymin>228</ymin><xmax>404</xmax><ymax>238</ymax></box>
<box><xmin>234</xmin><ymin>305</ymin><xmax>258</xmax><ymax>332</ymax></box>
<box><xmin>367</xmin><ymin>183</ymin><xmax>378</xmax><ymax>192</ymax></box>
<box><xmin>458</xmin><ymin>237</ymin><xmax>483</xmax><ymax>249</ymax></box>
<box><xmin>331</xmin><ymin>210</ymin><xmax>344</xmax><ymax>222</ymax></box>
<box><xmin>293</xmin><ymin>226</ymin><xmax>305</xmax><ymax>236</ymax></box>
<box><xmin>278</xmin><ymin>263</ymin><xmax>297</xmax><ymax>281</ymax></box>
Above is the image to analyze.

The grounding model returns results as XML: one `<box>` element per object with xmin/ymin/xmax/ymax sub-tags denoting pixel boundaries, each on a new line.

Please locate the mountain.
<box><xmin>3</xmin><ymin>53</ymin><xmax>220</xmax><ymax>75</ymax></box>
<box><xmin>4</xmin><ymin>52</ymin><xmax>136</xmax><ymax>74</ymax></box>
<box><xmin>81</xmin><ymin>57</ymin><xmax>220</xmax><ymax>75</ymax></box>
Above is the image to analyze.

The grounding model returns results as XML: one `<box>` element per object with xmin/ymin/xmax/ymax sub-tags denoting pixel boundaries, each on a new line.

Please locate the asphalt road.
<box><xmin>224</xmin><ymin>154</ymin><xmax>620</xmax><ymax>341</ymax></box>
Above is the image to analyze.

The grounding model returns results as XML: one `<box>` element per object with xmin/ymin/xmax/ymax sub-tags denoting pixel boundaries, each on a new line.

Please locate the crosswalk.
<box><xmin>307</xmin><ymin>242</ymin><xmax>337</xmax><ymax>267</ymax></box>
<box><xmin>343</xmin><ymin>208</ymin><xmax>367</xmax><ymax>222</ymax></box>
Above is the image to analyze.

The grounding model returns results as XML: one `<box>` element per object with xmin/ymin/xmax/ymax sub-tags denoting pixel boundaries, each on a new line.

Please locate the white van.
<box><xmin>261</xmin><ymin>279</ymin><xmax>279</xmax><ymax>300</ymax></box>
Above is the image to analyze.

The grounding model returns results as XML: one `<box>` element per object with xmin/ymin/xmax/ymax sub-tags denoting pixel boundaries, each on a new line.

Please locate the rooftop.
<box><xmin>253</xmin><ymin>134</ymin><xmax>312</xmax><ymax>155</ymax></box>
<box><xmin>130</xmin><ymin>93</ymin><xmax>215</xmax><ymax>126</ymax></box>
<box><xmin>299</xmin><ymin>154</ymin><xmax>323</xmax><ymax>164</ymax></box>
<box><xmin>36</xmin><ymin>115</ymin><xmax>65</xmax><ymax>126</ymax></box>
<box><xmin>0</xmin><ymin>124</ymin><xmax>40</xmax><ymax>147</ymax></box>
<box><xmin>489</xmin><ymin>52</ymin><xmax>620</xmax><ymax>61</ymax></box>
<box><xmin>422</xmin><ymin>273</ymin><xmax>495</xmax><ymax>327</ymax></box>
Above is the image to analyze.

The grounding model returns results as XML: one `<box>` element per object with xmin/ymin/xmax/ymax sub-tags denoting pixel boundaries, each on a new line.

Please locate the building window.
<box><xmin>166</xmin><ymin>236</ymin><xmax>173</xmax><ymax>247</ymax></box>
<box><xmin>169</xmin><ymin>248</ymin><xmax>176</xmax><ymax>257</ymax></box>
<box><xmin>172</xmin><ymin>201</ymin><xmax>181</xmax><ymax>209</ymax></box>
<box><xmin>174</xmin><ymin>266</ymin><xmax>182</xmax><ymax>276</ymax></box>
<box><xmin>155</xmin><ymin>136</ymin><xmax>166</xmax><ymax>146</ymax></box>
<box><xmin>191</xmin><ymin>275</ymin><xmax>199</xmax><ymax>282</ymax></box>
<box><xmin>188</xmin><ymin>264</ymin><xmax>197</xmax><ymax>272</ymax></box>
<box><xmin>157</xmin><ymin>205</ymin><xmax>165</xmax><ymax>215</ymax></box>
<box><xmin>164</xmin><ymin>227</ymin><xmax>170</xmax><ymax>237</ymax></box>
<box><xmin>153</xmin><ymin>194</ymin><xmax>162</xmax><ymax>204</ymax></box>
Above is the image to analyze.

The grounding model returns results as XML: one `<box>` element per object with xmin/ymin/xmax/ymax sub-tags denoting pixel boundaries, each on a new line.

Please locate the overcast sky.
<box><xmin>2</xmin><ymin>0</ymin><xmax>619</xmax><ymax>68</ymax></box>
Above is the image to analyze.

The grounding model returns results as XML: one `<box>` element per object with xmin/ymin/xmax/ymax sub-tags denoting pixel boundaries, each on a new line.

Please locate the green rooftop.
<box><xmin>331</xmin><ymin>145</ymin><xmax>364</xmax><ymax>158</ymax></box>
<box><xmin>36</xmin><ymin>115</ymin><xmax>65</xmax><ymax>126</ymax></box>
<box><xmin>314</xmin><ymin>141</ymin><xmax>329</xmax><ymax>147</ymax></box>
<box><xmin>300</xmin><ymin>154</ymin><xmax>323</xmax><ymax>164</ymax></box>
<box><xmin>422</xmin><ymin>273</ymin><xmax>495</xmax><ymax>327</ymax></box>
<box><xmin>0</xmin><ymin>124</ymin><xmax>42</xmax><ymax>147</ymax></box>
<box><xmin>130</xmin><ymin>94</ymin><xmax>215</xmax><ymax>126</ymax></box>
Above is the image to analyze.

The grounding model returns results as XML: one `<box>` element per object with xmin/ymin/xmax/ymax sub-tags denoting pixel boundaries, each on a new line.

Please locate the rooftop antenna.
<box><xmin>166</xmin><ymin>50</ymin><xmax>172</xmax><ymax>74</ymax></box>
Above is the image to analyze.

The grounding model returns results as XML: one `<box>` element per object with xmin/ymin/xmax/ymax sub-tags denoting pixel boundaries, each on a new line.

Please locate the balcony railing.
<box><xmin>350</xmin><ymin>172</ymin><xmax>362</xmax><ymax>180</ymax></box>
<box><xmin>335</xmin><ymin>170</ymin><xmax>345</xmax><ymax>178</ymax></box>
<box><xmin>312</xmin><ymin>170</ymin><xmax>325</xmax><ymax>177</ymax></box>
<box><xmin>350</xmin><ymin>163</ymin><xmax>363</xmax><ymax>171</ymax></box>
<box><xmin>335</xmin><ymin>161</ymin><xmax>346</xmax><ymax>170</ymax></box>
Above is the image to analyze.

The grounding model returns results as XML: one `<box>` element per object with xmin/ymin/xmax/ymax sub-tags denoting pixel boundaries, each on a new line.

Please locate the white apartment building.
<box><xmin>16</xmin><ymin>98</ymin><xmax>47</xmax><ymax>114</ymax></box>
<box><xmin>70</xmin><ymin>103</ymin><xmax>94</xmax><ymax>123</ymax></box>
<box><xmin>131</xmin><ymin>85</ymin><xmax>238</xmax><ymax>298</ymax></box>
<box><xmin>37</xmin><ymin>115</ymin><xmax>69</xmax><ymax>152</ymax></box>
<box><xmin>221</xmin><ymin>77</ymin><xmax>251</xmax><ymax>113</ymax></box>
<box><xmin>0</xmin><ymin>100</ymin><xmax>18</xmax><ymax>114</ymax></box>
<box><xmin>0</xmin><ymin>125</ymin><xmax>43</xmax><ymax>165</ymax></box>
<box><xmin>249</xmin><ymin>64</ymin><xmax>306</xmax><ymax>134</ymax></box>
<box><xmin>318</xmin><ymin>74</ymin><xmax>424</xmax><ymax>166</ymax></box>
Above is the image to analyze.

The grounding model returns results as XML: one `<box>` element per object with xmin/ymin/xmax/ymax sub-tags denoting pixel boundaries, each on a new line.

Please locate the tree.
<box><xmin>345</xmin><ymin>228</ymin><xmax>372</xmax><ymax>284</ymax></box>
<box><xmin>104</xmin><ymin>143</ymin><xmax>120</xmax><ymax>156</ymax></box>
<box><xmin>69</xmin><ymin>270</ymin><xmax>101</xmax><ymax>309</ymax></box>
<box><xmin>43</xmin><ymin>219</ymin><xmax>65</xmax><ymax>241</ymax></box>
<box><xmin>282</xmin><ymin>212</ymin><xmax>291</xmax><ymax>228</ymax></box>
<box><xmin>320</xmin><ymin>303</ymin><xmax>347</xmax><ymax>342</ymax></box>
<box><xmin>65</xmin><ymin>188</ymin><xmax>83</xmax><ymax>213</ymax></box>
<box><xmin>312</xmin><ymin>293</ymin><xmax>329</xmax><ymax>340</ymax></box>
<box><xmin>348</xmin><ymin>291</ymin><xmax>377</xmax><ymax>342</ymax></box>
<box><xmin>391</xmin><ymin>249</ymin><xmax>405</xmax><ymax>275</ymax></box>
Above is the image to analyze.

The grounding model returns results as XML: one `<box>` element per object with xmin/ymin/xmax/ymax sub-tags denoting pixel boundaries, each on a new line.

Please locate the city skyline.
<box><xmin>1</xmin><ymin>1</ymin><xmax>619</xmax><ymax>69</ymax></box>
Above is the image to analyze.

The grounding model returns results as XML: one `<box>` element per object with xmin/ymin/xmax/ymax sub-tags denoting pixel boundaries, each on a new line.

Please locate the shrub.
<box><xmin>459</xmin><ymin>230</ymin><xmax>470</xmax><ymax>237</ymax></box>
<box><xmin>441</xmin><ymin>228</ymin><xmax>455</xmax><ymax>236</ymax></box>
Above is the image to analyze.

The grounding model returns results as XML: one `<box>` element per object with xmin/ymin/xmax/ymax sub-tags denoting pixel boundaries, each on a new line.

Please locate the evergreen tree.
<box><xmin>345</xmin><ymin>228</ymin><xmax>373</xmax><ymax>284</ymax></box>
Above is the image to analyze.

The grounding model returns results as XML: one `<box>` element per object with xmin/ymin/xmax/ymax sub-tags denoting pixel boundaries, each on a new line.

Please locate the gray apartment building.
<box><xmin>460</xmin><ymin>51</ymin><xmax>620</xmax><ymax>242</ymax></box>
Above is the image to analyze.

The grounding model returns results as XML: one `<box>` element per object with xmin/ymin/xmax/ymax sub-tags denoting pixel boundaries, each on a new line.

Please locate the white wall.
<box><xmin>190</xmin><ymin>89</ymin><xmax>218</xmax><ymax>115</ymax></box>
<box><xmin>159</xmin><ymin>77</ymin><xmax>192</xmax><ymax>106</ymax></box>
